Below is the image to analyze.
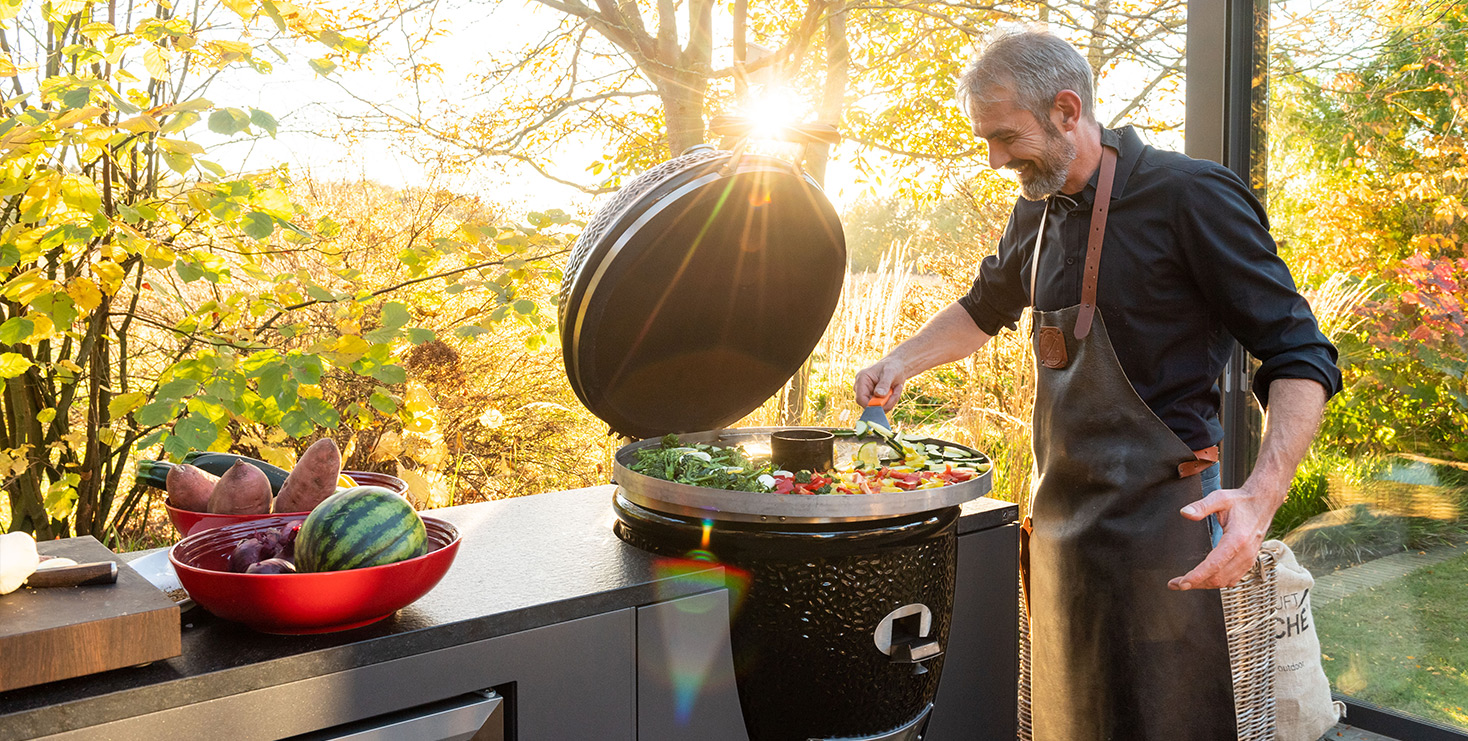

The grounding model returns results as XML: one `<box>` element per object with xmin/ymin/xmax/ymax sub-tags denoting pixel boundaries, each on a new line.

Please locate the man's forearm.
<box><xmin>1244</xmin><ymin>378</ymin><xmax>1330</xmax><ymax>508</ymax></box>
<box><xmin>889</xmin><ymin>302</ymin><xmax>993</xmax><ymax>376</ymax></box>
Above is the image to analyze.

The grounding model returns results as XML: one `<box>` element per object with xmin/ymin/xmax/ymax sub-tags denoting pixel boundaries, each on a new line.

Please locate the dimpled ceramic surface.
<box><xmin>614</xmin><ymin>497</ymin><xmax>957</xmax><ymax>741</ymax></box>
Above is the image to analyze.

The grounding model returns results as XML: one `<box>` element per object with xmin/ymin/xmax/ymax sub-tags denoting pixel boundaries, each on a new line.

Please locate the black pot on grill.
<box><xmin>560</xmin><ymin>145</ymin><xmax>992</xmax><ymax>741</ymax></box>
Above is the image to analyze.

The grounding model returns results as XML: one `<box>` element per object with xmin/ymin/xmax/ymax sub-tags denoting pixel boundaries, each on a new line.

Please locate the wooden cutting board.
<box><xmin>0</xmin><ymin>536</ymin><xmax>180</xmax><ymax>692</ymax></box>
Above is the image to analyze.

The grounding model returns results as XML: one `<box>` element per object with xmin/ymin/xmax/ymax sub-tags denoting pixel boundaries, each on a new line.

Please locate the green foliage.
<box><xmin>1272</xmin><ymin>4</ymin><xmax>1468</xmax><ymax>466</ymax></box>
<box><xmin>1271</xmin><ymin>451</ymin><xmax>1339</xmax><ymax>539</ymax></box>
<box><xmin>0</xmin><ymin>1</ymin><xmax>565</xmax><ymax>540</ymax></box>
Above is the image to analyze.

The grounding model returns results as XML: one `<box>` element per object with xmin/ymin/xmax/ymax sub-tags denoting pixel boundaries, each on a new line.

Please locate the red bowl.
<box><xmin>169</xmin><ymin>514</ymin><xmax>459</xmax><ymax>634</ymax></box>
<box><xmin>166</xmin><ymin>470</ymin><xmax>410</xmax><ymax>536</ymax></box>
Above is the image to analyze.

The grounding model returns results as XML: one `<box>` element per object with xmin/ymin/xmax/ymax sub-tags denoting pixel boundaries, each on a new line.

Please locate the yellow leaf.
<box><xmin>36</xmin><ymin>408</ymin><xmax>56</xmax><ymax>425</ymax></box>
<box><xmin>53</xmin><ymin>106</ymin><xmax>104</xmax><ymax>129</ymax></box>
<box><xmin>256</xmin><ymin>444</ymin><xmax>296</xmax><ymax>470</ymax></box>
<box><xmin>332</xmin><ymin>334</ymin><xmax>369</xmax><ymax>356</ymax></box>
<box><xmin>404</xmin><ymin>384</ymin><xmax>436</xmax><ymax>412</ymax></box>
<box><xmin>1</xmin><ymin>269</ymin><xmax>54</xmax><ymax>305</ymax></box>
<box><xmin>91</xmin><ymin>260</ymin><xmax>125</xmax><ymax>294</ymax></box>
<box><xmin>26</xmin><ymin>313</ymin><xmax>54</xmax><ymax>339</ymax></box>
<box><xmin>402</xmin><ymin>414</ymin><xmax>434</xmax><ymax>433</ymax></box>
<box><xmin>155</xmin><ymin>137</ymin><xmax>204</xmax><ymax>155</ymax></box>
<box><xmin>66</xmin><ymin>277</ymin><xmax>103</xmax><ymax>312</ymax></box>
<box><xmin>61</xmin><ymin>429</ymin><xmax>88</xmax><ymax>451</ymax></box>
<box><xmin>222</xmin><ymin>0</ymin><xmax>255</xmax><ymax>18</ymax></box>
<box><xmin>394</xmin><ymin>467</ymin><xmax>447</xmax><ymax>509</ymax></box>
<box><xmin>107</xmin><ymin>391</ymin><xmax>146</xmax><ymax>418</ymax></box>
<box><xmin>117</xmin><ymin>114</ymin><xmax>160</xmax><ymax>134</ymax></box>
<box><xmin>60</xmin><ymin>173</ymin><xmax>102</xmax><ymax>213</ymax></box>
<box><xmin>0</xmin><ymin>0</ymin><xmax>23</xmax><ymax>21</ymax></box>
<box><xmin>143</xmin><ymin>45</ymin><xmax>173</xmax><ymax>80</ymax></box>
<box><xmin>56</xmin><ymin>359</ymin><xmax>82</xmax><ymax>374</ymax></box>
<box><xmin>0</xmin><ymin>57</ymin><xmax>16</xmax><ymax>77</ymax></box>
<box><xmin>369</xmin><ymin>430</ymin><xmax>402</xmax><ymax>461</ymax></box>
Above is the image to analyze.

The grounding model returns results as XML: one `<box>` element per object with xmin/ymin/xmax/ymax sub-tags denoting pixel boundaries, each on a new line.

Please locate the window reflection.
<box><xmin>1268</xmin><ymin>0</ymin><xmax>1468</xmax><ymax>729</ymax></box>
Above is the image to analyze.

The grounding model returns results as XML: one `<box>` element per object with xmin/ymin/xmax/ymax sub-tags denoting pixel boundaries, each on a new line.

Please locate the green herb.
<box><xmin>628</xmin><ymin>434</ymin><xmax>773</xmax><ymax>492</ymax></box>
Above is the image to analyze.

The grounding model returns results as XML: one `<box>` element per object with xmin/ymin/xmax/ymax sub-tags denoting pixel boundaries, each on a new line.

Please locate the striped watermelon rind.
<box><xmin>295</xmin><ymin>486</ymin><xmax>428</xmax><ymax>572</ymax></box>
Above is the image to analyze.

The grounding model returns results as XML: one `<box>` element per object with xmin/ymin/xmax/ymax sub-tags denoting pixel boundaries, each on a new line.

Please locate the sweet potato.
<box><xmin>166</xmin><ymin>464</ymin><xmax>220</xmax><ymax>512</ymax></box>
<box><xmin>207</xmin><ymin>461</ymin><xmax>273</xmax><ymax>514</ymax></box>
<box><xmin>274</xmin><ymin>437</ymin><xmax>342</xmax><ymax>514</ymax></box>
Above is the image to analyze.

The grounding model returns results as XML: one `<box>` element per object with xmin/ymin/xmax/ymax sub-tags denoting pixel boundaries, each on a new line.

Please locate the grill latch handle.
<box><xmin>874</xmin><ymin>604</ymin><xmax>943</xmax><ymax>674</ymax></box>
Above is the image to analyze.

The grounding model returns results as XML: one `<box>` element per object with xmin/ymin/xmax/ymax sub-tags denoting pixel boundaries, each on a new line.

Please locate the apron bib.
<box><xmin>1020</xmin><ymin>147</ymin><xmax>1237</xmax><ymax>740</ymax></box>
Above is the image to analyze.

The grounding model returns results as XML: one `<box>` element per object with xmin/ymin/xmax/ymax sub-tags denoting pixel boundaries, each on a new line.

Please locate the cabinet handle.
<box><xmin>311</xmin><ymin>692</ymin><xmax>502</xmax><ymax>741</ymax></box>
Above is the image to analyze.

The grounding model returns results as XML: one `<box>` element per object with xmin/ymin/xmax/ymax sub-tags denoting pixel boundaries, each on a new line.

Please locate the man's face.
<box><xmin>967</xmin><ymin>95</ymin><xmax>1076</xmax><ymax>201</ymax></box>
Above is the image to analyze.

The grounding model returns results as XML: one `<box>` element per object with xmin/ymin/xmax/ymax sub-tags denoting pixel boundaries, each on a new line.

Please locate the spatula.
<box><xmin>859</xmin><ymin>392</ymin><xmax>892</xmax><ymax>433</ymax></box>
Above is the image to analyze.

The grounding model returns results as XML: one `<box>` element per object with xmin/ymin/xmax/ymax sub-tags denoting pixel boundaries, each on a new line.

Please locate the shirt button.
<box><xmin>1066</xmin><ymin>257</ymin><xmax>1076</xmax><ymax>265</ymax></box>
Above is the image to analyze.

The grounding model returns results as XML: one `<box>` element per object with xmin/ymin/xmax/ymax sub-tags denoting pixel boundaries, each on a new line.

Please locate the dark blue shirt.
<box><xmin>958</xmin><ymin>126</ymin><xmax>1342</xmax><ymax>450</ymax></box>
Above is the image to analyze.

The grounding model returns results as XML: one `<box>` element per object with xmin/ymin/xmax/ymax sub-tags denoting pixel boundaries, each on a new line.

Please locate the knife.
<box><xmin>27</xmin><ymin>560</ymin><xmax>119</xmax><ymax>588</ymax></box>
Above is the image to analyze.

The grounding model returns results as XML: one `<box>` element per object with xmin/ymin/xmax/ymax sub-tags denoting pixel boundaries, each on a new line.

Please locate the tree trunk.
<box><xmin>780</xmin><ymin>4</ymin><xmax>849</xmax><ymax>425</ymax></box>
<box><xmin>659</xmin><ymin>78</ymin><xmax>708</xmax><ymax>158</ymax></box>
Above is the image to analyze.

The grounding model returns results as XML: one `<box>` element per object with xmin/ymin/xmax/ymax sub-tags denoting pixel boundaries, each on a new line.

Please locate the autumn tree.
<box><xmin>331</xmin><ymin>0</ymin><xmax>1188</xmax><ymax>199</ymax></box>
<box><xmin>0</xmin><ymin>0</ymin><xmax>564</xmax><ymax>540</ymax></box>
<box><xmin>1268</xmin><ymin>0</ymin><xmax>1468</xmax><ymax>457</ymax></box>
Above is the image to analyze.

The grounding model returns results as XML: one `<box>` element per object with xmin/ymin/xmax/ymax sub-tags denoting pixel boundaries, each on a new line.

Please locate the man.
<box><xmin>853</xmin><ymin>29</ymin><xmax>1341</xmax><ymax>739</ymax></box>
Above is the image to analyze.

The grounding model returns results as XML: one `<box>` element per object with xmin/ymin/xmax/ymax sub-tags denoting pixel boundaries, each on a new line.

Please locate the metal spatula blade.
<box><xmin>859</xmin><ymin>392</ymin><xmax>891</xmax><ymax>433</ymax></box>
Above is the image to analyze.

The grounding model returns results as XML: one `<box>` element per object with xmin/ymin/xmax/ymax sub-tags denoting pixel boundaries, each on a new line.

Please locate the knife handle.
<box><xmin>27</xmin><ymin>561</ymin><xmax>118</xmax><ymax>588</ymax></box>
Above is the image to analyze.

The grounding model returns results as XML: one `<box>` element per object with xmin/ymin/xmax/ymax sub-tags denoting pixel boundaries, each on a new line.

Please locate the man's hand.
<box><xmin>1169</xmin><ymin>378</ymin><xmax>1328</xmax><ymax>590</ymax></box>
<box><xmin>1168</xmin><ymin>484</ymin><xmax>1279</xmax><ymax>589</ymax></box>
<box><xmin>854</xmin><ymin>357</ymin><xmax>906</xmax><ymax>410</ymax></box>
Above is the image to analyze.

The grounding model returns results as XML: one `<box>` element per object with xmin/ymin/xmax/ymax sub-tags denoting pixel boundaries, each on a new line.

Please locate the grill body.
<box><xmin>614</xmin><ymin>494</ymin><xmax>959</xmax><ymax>741</ymax></box>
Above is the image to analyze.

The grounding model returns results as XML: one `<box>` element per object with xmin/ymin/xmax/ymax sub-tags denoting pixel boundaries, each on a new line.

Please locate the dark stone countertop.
<box><xmin>0</xmin><ymin>485</ymin><xmax>1017</xmax><ymax>739</ymax></box>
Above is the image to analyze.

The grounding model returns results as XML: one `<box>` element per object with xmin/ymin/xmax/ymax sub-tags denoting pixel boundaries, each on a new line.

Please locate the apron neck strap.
<box><xmin>1074</xmin><ymin>145</ymin><xmax>1118</xmax><ymax>339</ymax></box>
<box><xmin>1028</xmin><ymin>201</ymin><xmax>1051</xmax><ymax>308</ymax></box>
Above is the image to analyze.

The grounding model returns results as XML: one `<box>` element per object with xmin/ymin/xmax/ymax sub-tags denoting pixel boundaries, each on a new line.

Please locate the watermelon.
<box><xmin>295</xmin><ymin>486</ymin><xmax>428</xmax><ymax>572</ymax></box>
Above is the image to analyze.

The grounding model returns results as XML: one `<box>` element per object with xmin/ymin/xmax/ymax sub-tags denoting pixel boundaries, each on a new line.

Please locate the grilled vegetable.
<box><xmin>628</xmin><ymin>435</ymin><xmax>773</xmax><ymax>491</ymax></box>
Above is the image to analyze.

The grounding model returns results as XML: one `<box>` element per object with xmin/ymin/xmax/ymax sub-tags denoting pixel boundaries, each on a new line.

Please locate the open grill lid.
<box><xmin>559</xmin><ymin>146</ymin><xmax>846</xmax><ymax>439</ymax></box>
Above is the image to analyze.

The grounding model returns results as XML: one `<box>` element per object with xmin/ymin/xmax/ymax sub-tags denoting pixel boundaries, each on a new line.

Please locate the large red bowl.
<box><xmin>166</xmin><ymin>470</ymin><xmax>410</xmax><ymax>536</ymax></box>
<box><xmin>170</xmin><ymin>513</ymin><xmax>459</xmax><ymax>634</ymax></box>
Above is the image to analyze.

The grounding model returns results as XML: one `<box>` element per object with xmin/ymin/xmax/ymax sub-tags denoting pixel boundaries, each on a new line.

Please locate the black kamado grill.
<box><xmin>560</xmin><ymin>142</ymin><xmax>992</xmax><ymax>741</ymax></box>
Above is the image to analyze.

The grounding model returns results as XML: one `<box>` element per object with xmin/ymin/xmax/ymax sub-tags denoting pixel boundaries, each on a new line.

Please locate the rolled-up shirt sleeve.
<box><xmin>958</xmin><ymin>208</ymin><xmax>1031</xmax><ymax>336</ymax></box>
<box><xmin>1177</xmin><ymin>165</ymin><xmax>1344</xmax><ymax>408</ymax></box>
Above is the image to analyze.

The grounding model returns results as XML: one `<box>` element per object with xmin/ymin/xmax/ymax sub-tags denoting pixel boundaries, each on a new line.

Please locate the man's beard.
<box><xmin>1016</xmin><ymin>130</ymin><xmax>1077</xmax><ymax>201</ymax></box>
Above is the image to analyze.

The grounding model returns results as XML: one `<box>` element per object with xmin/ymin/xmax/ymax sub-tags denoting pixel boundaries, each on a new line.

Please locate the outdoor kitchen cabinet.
<box><xmin>0</xmin><ymin>486</ymin><xmax>1017</xmax><ymax>741</ymax></box>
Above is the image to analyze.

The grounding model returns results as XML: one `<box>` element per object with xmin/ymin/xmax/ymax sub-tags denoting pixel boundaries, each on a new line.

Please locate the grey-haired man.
<box><xmin>854</xmin><ymin>29</ymin><xmax>1339</xmax><ymax>739</ymax></box>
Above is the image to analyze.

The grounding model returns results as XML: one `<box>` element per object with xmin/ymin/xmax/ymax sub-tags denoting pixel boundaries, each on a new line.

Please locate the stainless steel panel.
<box><xmin>636</xmin><ymin>590</ymin><xmax>748</xmax><ymax>741</ymax></box>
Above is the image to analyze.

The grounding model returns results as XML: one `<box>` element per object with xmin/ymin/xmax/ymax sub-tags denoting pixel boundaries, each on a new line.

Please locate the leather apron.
<box><xmin>1020</xmin><ymin>147</ymin><xmax>1237</xmax><ymax>739</ymax></box>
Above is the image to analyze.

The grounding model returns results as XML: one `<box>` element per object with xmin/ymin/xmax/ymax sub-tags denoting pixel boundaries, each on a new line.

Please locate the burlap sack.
<box><xmin>1263</xmin><ymin>540</ymin><xmax>1345</xmax><ymax>741</ymax></box>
